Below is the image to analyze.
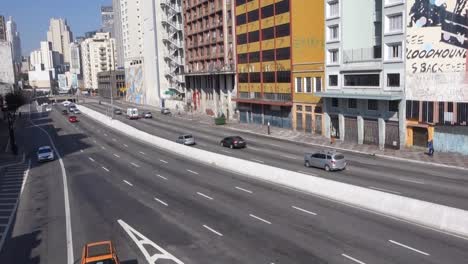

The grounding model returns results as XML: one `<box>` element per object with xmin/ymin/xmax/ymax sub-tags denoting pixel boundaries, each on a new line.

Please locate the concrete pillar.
<box><xmin>212</xmin><ymin>76</ymin><xmax>218</xmax><ymax>116</ymax></box>
<box><xmin>398</xmin><ymin>99</ymin><xmax>407</xmax><ymax>149</ymax></box>
<box><xmin>378</xmin><ymin>117</ymin><xmax>385</xmax><ymax>150</ymax></box>
<box><xmin>357</xmin><ymin>115</ymin><xmax>364</xmax><ymax>144</ymax></box>
<box><xmin>338</xmin><ymin>113</ymin><xmax>345</xmax><ymax>141</ymax></box>
<box><xmin>323</xmin><ymin>99</ymin><xmax>331</xmax><ymax>138</ymax></box>
<box><xmin>227</xmin><ymin>74</ymin><xmax>234</xmax><ymax>120</ymax></box>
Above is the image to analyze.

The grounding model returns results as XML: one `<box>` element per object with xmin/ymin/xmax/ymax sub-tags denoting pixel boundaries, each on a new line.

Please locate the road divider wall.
<box><xmin>78</xmin><ymin>104</ymin><xmax>468</xmax><ymax>238</ymax></box>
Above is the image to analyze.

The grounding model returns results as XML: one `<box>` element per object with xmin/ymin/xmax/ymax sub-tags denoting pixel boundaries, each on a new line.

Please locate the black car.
<box><xmin>220</xmin><ymin>136</ymin><xmax>246</xmax><ymax>149</ymax></box>
<box><xmin>62</xmin><ymin>110</ymin><xmax>68</xmax><ymax>115</ymax></box>
<box><xmin>114</xmin><ymin>109</ymin><xmax>122</xmax><ymax>115</ymax></box>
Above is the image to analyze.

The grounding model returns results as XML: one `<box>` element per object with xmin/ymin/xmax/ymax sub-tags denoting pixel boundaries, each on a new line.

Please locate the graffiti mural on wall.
<box><xmin>406</xmin><ymin>0</ymin><xmax>468</xmax><ymax>101</ymax></box>
<box><xmin>125</xmin><ymin>64</ymin><xmax>145</xmax><ymax>104</ymax></box>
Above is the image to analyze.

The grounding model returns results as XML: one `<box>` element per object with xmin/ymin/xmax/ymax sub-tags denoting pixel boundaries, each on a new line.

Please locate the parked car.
<box><xmin>161</xmin><ymin>107</ymin><xmax>171</xmax><ymax>115</ymax></box>
<box><xmin>62</xmin><ymin>110</ymin><xmax>68</xmax><ymax>115</ymax></box>
<box><xmin>176</xmin><ymin>134</ymin><xmax>196</xmax><ymax>145</ymax></box>
<box><xmin>37</xmin><ymin>146</ymin><xmax>54</xmax><ymax>162</ymax></box>
<box><xmin>143</xmin><ymin>111</ymin><xmax>152</xmax><ymax>118</ymax></box>
<box><xmin>68</xmin><ymin>115</ymin><xmax>78</xmax><ymax>123</ymax></box>
<box><xmin>113</xmin><ymin>108</ymin><xmax>122</xmax><ymax>115</ymax></box>
<box><xmin>80</xmin><ymin>241</ymin><xmax>120</xmax><ymax>264</ymax></box>
<box><xmin>220</xmin><ymin>136</ymin><xmax>246</xmax><ymax>149</ymax></box>
<box><xmin>304</xmin><ymin>151</ymin><xmax>346</xmax><ymax>171</ymax></box>
<box><xmin>126</xmin><ymin>108</ymin><xmax>139</xmax><ymax>119</ymax></box>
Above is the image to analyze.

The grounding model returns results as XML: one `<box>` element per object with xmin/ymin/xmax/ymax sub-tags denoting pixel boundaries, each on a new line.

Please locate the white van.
<box><xmin>126</xmin><ymin>108</ymin><xmax>139</xmax><ymax>119</ymax></box>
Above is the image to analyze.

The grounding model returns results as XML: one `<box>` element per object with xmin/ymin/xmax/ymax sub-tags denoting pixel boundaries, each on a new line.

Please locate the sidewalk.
<box><xmin>94</xmin><ymin>98</ymin><xmax>468</xmax><ymax>170</ymax></box>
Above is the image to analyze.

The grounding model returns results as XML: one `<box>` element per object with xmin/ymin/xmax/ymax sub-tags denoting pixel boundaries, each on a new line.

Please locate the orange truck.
<box><xmin>81</xmin><ymin>241</ymin><xmax>120</xmax><ymax>264</ymax></box>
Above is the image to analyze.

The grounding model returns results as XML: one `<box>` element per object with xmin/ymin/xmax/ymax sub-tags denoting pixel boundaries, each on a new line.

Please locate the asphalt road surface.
<box><xmin>0</xmin><ymin>101</ymin><xmax>467</xmax><ymax>264</ymax></box>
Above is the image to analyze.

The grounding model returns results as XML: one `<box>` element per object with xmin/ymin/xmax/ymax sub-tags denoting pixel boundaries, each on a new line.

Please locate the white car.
<box><xmin>62</xmin><ymin>101</ymin><xmax>71</xmax><ymax>106</ymax></box>
<box><xmin>45</xmin><ymin>106</ymin><xmax>52</xmax><ymax>112</ymax></box>
<box><xmin>37</xmin><ymin>146</ymin><xmax>54</xmax><ymax>162</ymax></box>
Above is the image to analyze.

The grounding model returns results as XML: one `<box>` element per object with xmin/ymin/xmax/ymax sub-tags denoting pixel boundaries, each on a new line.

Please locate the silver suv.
<box><xmin>304</xmin><ymin>151</ymin><xmax>346</xmax><ymax>171</ymax></box>
<box><xmin>176</xmin><ymin>134</ymin><xmax>196</xmax><ymax>145</ymax></box>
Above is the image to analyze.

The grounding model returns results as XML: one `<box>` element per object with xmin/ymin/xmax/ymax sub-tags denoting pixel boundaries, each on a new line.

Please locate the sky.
<box><xmin>0</xmin><ymin>0</ymin><xmax>111</xmax><ymax>56</ymax></box>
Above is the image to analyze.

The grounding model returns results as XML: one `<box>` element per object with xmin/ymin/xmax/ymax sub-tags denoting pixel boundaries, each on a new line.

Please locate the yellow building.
<box><xmin>234</xmin><ymin>0</ymin><xmax>323</xmax><ymax>132</ymax></box>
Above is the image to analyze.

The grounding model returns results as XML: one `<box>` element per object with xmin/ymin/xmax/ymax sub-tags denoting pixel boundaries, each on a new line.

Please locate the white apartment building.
<box><xmin>69</xmin><ymin>41</ymin><xmax>82</xmax><ymax>75</ymax></box>
<box><xmin>119</xmin><ymin>0</ymin><xmax>184</xmax><ymax>107</ymax></box>
<box><xmin>81</xmin><ymin>32</ymin><xmax>116</xmax><ymax>90</ymax></box>
<box><xmin>112</xmin><ymin>0</ymin><xmax>125</xmax><ymax>68</ymax></box>
<box><xmin>5</xmin><ymin>16</ymin><xmax>21</xmax><ymax>64</ymax></box>
<box><xmin>29</xmin><ymin>50</ymin><xmax>43</xmax><ymax>69</ymax></box>
<box><xmin>47</xmin><ymin>18</ymin><xmax>73</xmax><ymax>65</ymax></box>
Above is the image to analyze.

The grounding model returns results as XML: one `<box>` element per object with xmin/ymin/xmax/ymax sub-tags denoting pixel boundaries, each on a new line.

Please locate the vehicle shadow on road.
<box><xmin>0</xmin><ymin>229</ymin><xmax>41</xmax><ymax>264</ymax></box>
<box><xmin>121</xmin><ymin>260</ymin><xmax>138</xmax><ymax>264</ymax></box>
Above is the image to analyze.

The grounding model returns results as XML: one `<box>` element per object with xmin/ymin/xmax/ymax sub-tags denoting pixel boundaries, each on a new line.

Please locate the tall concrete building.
<box><xmin>6</xmin><ymin>16</ymin><xmax>22</xmax><ymax>64</ymax></box>
<box><xmin>69</xmin><ymin>41</ymin><xmax>82</xmax><ymax>75</ymax></box>
<box><xmin>80</xmin><ymin>32</ymin><xmax>116</xmax><ymax>90</ymax></box>
<box><xmin>0</xmin><ymin>41</ymin><xmax>15</xmax><ymax>94</ymax></box>
<box><xmin>0</xmin><ymin>16</ymin><xmax>6</xmax><ymax>41</ymax></box>
<box><xmin>101</xmin><ymin>5</ymin><xmax>114</xmax><ymax>34</ymax></box>
<box><xmin>182</xmin><ymin>0</ymin><xmax>236</xmax><ymax>118</ymax></box>
<box><xmin>112</xmin><ymin>0</ymin><xmax>124</xmax><ymax>68</ymax></box>
<box><xmin>47</xmin><ymin>18</ymin><xmax>73</xmax><ymax>65</ymax></box>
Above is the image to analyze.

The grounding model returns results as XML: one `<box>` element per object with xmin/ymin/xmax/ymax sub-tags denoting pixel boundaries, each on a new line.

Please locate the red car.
<box><xmin>69</xmin><ymin>116</ymin><xmax>78</xmax><ymax>123</ymax></box>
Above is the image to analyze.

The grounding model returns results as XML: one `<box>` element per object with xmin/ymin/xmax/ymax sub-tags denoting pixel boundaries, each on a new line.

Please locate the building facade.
<box><xmin>112</xmin><ymin>0</ymin><xmax>125</xmax><ymax>68</ymax></box>
<box><xmin>47</xmin><ymin>18</ymin><xmax>73</xmax><ymax>65</ymax></box>
<box><xmin>101</xmin><ymin>5</ymin><xmax>114</xmax><ymax>34</ymax></box>
<box><xmin>182</xmin><ymin>0</ymin><xmax>236</xmax><ymax>118</ymax></box>
<box><xmin>5</xmin><ymin>17</ymin><xmax>21</xmax><ymax>64</ymax></box>
<box><xmin>317</xmin><ymin>0</ymin><xmax>405</xmax><ymax>149</ymax></box>
<box><xmin>98</xmin><ymin>70</ymin><xmax>126</xmax><ymax>98</ymax></box>
<box><xmin>0</xmin><ymin>41</ymin><xmax>15</xmax><ymax>94</ymax></box>
<box><xmin>0</xmin><ymin>16</ymin><xmax>6</xmax><ymax>41</ymax></box>
<box><xmin>69</xmin><ymin>41</ymin><xmax>82</xmax><ymax>75</ymax></box>
<box><xmin>81</xmin><ymin>32</ymin><xmax>117</xmax><ymax>90</ymax></box>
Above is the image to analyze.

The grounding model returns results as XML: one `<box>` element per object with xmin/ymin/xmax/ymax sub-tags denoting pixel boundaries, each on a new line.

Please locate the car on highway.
<box><xmin>220</xmin><ymin>136</ymin><xmax>246</xmax><ymax>149</ymax></box>
<box><xmin>45</xmin><ymin>106</ymin><xmax>52</xmax><ymax>112</ymax></box>
<box><xmin>80</xmin><ymin>241</ymin><xmax>120</xmax><ymax>264</ymax></box>
<box><xmin>62</xmin><ymin>100</ymin><xmax>71</xmax><ymax>106</ymax></box>
<box><xmin>161</xmin><ymin>107</ymin><xmax>171</xmax><ymax>115</ymax></box>
<box><xmin>176</xmin><ymin>134</ymin><xmax>196</xmax><ymax>145</ymax></box>
<box><xmin>143</xmin><ymin>111</ymin><xmax>152</xmax><ymax>118</ymax></box>
<box><xmin>37</xmin><ymin>146</ymin><xmax>54</xmax><ymax>162</ymax></box>
<box><xmin>113</xmin><ymin>108</ymin><xmax>122</xmax><ymax>115</ymax></box>
<box><xmin>69</xmin><ymin>115</ymin><xmax>78</xmax><ymax>123</ymax></box>
<box><xmin>62</xmin><ymin>110</ymin><xmax>68</xmax><ymax>115</ymax></box>
<box><xmin>304</xmin><ymin>151</ymin><xmax>346</xmax><ymax>171</ymax></box>
<box><xmin>73</xmin><ymin>109</ymin><xmax>81</xmax><ymax>114</ymax></box>
<box><xmin>126</xmin><ymin>108</ymin><xmax>139</xmax><ymax>119</ymax></box>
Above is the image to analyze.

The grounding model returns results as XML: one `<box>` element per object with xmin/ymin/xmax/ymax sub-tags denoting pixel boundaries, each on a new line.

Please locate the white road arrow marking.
<box><xmin>118</xmin><ymin>219</ymin><xmax>184</xmax><ymax>264</ymax></box>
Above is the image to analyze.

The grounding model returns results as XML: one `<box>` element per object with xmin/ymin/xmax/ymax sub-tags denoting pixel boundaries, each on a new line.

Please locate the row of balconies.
<box><xmin>187</xmin><ymin>51</ymin><xmax>225</xmax><ymax>61</ymax></box>
<box><xmin>186</xmin><ymin>34</ymin><xmax>225</xmax><ymax>48</ymax></box>
<box><xmin>186</xmin><ymin>16</ymin><xmax>223</xmax><ymax>34</ymax></box>
<box><xmin>183</xmin><ymin>0</ymin><xmax>224</xmax><ymax>20</ymax></box>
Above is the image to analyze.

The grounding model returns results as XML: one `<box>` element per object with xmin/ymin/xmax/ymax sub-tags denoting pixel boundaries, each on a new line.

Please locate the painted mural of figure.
<box><xmin>408</xmin><ymin>0</ymin><xmax>447</xmax><ymax>27</ymax></box>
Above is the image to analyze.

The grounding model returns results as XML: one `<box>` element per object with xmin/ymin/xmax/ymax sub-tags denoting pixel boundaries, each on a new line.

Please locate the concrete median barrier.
<box><xmin>78</xmin><ymin>104</ymin><xmax>468</xmax><ymax>238</ymax></box>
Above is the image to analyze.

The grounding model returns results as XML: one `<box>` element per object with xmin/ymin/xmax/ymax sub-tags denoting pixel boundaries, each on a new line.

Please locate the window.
<box><xmin>261</xmin><ymin>27</ymin><xmax>275</xmax><ymax>40</ymax></box>
<box><xmin>328</xmin><ymin>49</ymin><xmax>339</xmax><ymax>63</ymax></box>
<box><xmin>263</xmin><ymin>71</ymin><xmax>275</xmax><ymax>82</ymax></box>
<box><xmin>262</xmin><ymin>49</ymin><xmax>274</xmax><ymax>61</ymax></box>
<box><xmin>261</xmin><ymin>4</ymin><xmax>274</xmax><ymax>19</ymax></box>
<box><xmin>275</xmin><ymin>0</ymin><xmax>290</xmax><ymax>15</ymax></box>
<box><xmin>305</xmin><ymin>77</ymin><xmax>312</xmax><ymax>93</ymax></box>
<box><xmin>348</xmin><ymin>99</ymin><xmax>357</xmax><ymax>109</ymax></box>
<box><xmin>238</xmin><ymin>73</ymin><xmax>248</xmax><ymax>83</ymax></box>
<box><xmin>238</xmin><ymin>53</ymin><xmax>248</xmax><ymax>64</ymax></box>
<box><xmin>344</xmin><ymin>74</ymin><xmax>380</xmax><ymax>87</ymax></box>
<box><xmin>328</xmin><ymin>25</ymin><xmax>339</xmax><ymax>41</ymax></box>
<box><xmin>457</xmin><ymin>103</ymin><xmax>468</xmax><ymax>125</ymax></box>
<box><xmin>387</xmin><ymin>43</ymin><xmax>402</xmax><ymax>59</ymax></box>
<box><xmin>368</xmin><ymin>100</ymin><xmax>378</xmax><ymax>111</ymax></box>
<box><xmin>332</xmin><ymin>98</ymin><xmax>339</xmax><ymax>107</ymax></box>
<box><xmin>305</xmin><ymin>106</ymin><xmax>312</xmax><ymax>112</ymax></box>
<box><xmin>275</xmin><ymin>47</ymin><xmax>290</xmax><ymax>60</ymax></box>
<box><xmin>388</xmin><ymin>100</ymin><xmax>399</xmax><ymax>112</ymax></box>
<box><xmin>328</xmin><ymin>1</ymin><xmax>339</xmax><ymax>17</ymax></box>
<box><xmin>314</xmin><ymin>77</ymin><xmax>322</xmax><ymax>92</ymax></box>
<box><xmin>422</xmin><ymin>101</ymin><xmax>434</xmax><ymax>123</ymax></box>
<box><xmin>329</xmin><ymin>75</ymin><xmax>338</xmax><ymax>86</ymax></box>
<box><xmin>236</xmin><ymin>14</ymin><xmax>246</xmax><ymax>25</ymax></box>
<box><xmin>296</xmin><ymin>105</ymin><xmax>303</xmax><ymax>111</ymax></box>
<box><xmin>406</xmin><ymin>100</ymin><xmax>420</xmax><ymax>119</ymax></box>
<box><xmin>295</xmin><ymin>77</ymin><xmax>303</xmax><ymax>92</ymax></box>
<box><xmin>275</xmin><ymin>23</ymin><xmax>290</xmax><ymax>38</ymax></box>
<box><xmin>250</xmin><ymin>72</ymin><xmax>261</xmax><ymax>83</ymax></box>
<box><xmin>387</xmin><ymin>73</ymin><xmax>400</xmax><ymax>87</ymax></box>
<box><xmin>277</xmin><ymin>71</ymin><xmax>291</xmax><ymax>83</ymax></box>
<box><xmin>387</xmin><ymin>14</ymin><xmax>402</xmax><ymax>32</ymax></box>
<box><xmin>235</xmin><ymin>0</ymin><xmax>246</xmax><ymax>5</ymax></box>
<box><xmin>247</xmin><ymin>10</ymin><xmax>259</xmax><ymax>22</ymax></box>
<box><xmin>248</xmin><ymin>30</ymin><xmax>259</xmax><ymax>43</ymax></box>
<box><xmin>249</xmin><ymin>51</ymin><xmax>260</xmax><ymax>63</ymax></box>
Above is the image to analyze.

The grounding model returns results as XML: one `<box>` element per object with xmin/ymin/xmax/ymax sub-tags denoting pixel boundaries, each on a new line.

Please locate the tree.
<box><xmin>3</xmin><ymin>91</ymin><xmax>27</xmax><ymax>155</ymax></box>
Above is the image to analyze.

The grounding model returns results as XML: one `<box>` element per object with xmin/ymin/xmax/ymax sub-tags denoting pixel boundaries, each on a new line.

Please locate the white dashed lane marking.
<box><xmin>292</xmin><ymin>206</ymin><xmax>317</xmax><ymax>216</ymax></box>
<box><xmin>389</xmin><ymin>240</ymin><xmax>430</xmax><ymax>256</ymax></box>
<box><xmin>123</xmin><ymin>180</ymin><xmax>133</xmax><ymax>187</ymax></box>
<box><xmin>159</xmin><ymin>159</ymin><xmax>168</xmax><ymax>164</ymax></box>
<box><xmin>154</xmin><ymin>197</ymin><xmax>168</xmax><ymax>206</ymax></box>
<box><xmin>203</xmin><ymin>225</ymin><xmax>223</xmax><ymax>237</ymax></box>
<box><xmin>113</xmin><ymin>154</ymin><xmax>120</xmax><ymax>158</ymax></box>
<box><xmin>235</xmin><ymin>186</ymin><xmax>253</xmax><ymax>194</ymax></box>
<box><xmin>88</xmin><ymin>157</ymin><xmax>95</xmax><ymax>162</ymax></box>
<box><xmin>342</xmin><ymin>254</ymin><xmax>367</xmax><ymax>264</ymax></box>
<box><xmin>186</xmin><ymin>169</ymin><xmax>199</xmax><ymax>175</ymax></box>
<box><xmin>130</xmin><ymin>162</ymin><xmax>140</xmax><ymax>168</ymax></box>
<box><xmin>156</xmin><ymin>174</ymin><xmax>168</xmax><ymax>180</ymax></box>
<box><xmin>249</xmin><ymin>214</ymin><xmax>271</xmax><ymax>225</ymax></box>
<box><xmin>101</xmin><ymin>166</ymin><xmax>110</xmax><ymax>172</ymax></box>
<box><xmin>196</xmin><ymin>192</ymin><xmax>213</xmax><ymax>200</ymax></box>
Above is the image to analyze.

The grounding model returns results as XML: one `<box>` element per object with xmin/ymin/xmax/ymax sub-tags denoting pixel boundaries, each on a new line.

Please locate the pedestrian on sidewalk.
<box><xmin>427</xmin><ymin>140</ymin><xmax>434</xmax><ymax>156</ymax></box>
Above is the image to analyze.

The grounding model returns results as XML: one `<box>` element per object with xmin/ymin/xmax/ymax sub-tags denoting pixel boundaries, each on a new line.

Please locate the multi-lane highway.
<box><xmin>84</xmin><ymin>100</ymin><xmax>468</xmax><ymax>211</ymax></box>
<box><xmin>0</xmin><ymin>100</ymin><xmax>467</xmax><ymax>264</ymax></box>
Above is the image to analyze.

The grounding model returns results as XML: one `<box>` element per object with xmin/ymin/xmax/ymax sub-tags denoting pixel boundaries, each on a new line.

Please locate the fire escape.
<box><xmin>160</xmin><ymin>0</ymin><xmax>185</xmax><ymax>94</ymax></box>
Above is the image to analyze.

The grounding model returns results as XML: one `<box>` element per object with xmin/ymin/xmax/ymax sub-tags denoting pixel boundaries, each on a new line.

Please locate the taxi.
<box><xmin>81</xmin><ymin>241</ymin><xmax>120</xmax><ymax>264</ymax></box>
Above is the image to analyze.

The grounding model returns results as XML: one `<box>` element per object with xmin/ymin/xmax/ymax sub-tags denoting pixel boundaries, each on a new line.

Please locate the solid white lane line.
<box><xmin>187</xmin><ymin>169</ymin><xmax>199</xmax><ymax>175</ymax></box>
<box><xmin>399</xmin><ymin>178</ymin><xmax>425</xmax><ymax>185</ymax></box>
<box><xmin>297</xmin><ymin>170</ymin><xmax>316</xmax><ymax>176</ymax></box>
<box><xmin>247</xmin><ymin>146</ymin><xmax>261</xmax><ymax>151</ymax></box>
<box><xmin>369</xmin><ymin>186</ymin><xmax>402</xmax><ymax>195</ymax></box>
<box><xmin>342</xmin><ymin>254</ymin><xmax>366</xmax><ymax>264</ymax></box>
<box><xmin>221</xmin><ymin>150</ymin><xmax>232</xmax><ymax>154</ymax></box>
<box><xmin>197</xmin><ymin>192</ymin><xmax>213</xmax><ymax>200</ymax></box>
<box><xmin>203</xmin><ymin>225</ymin><xmax>223</xmax><ymax>236</ymax></box>
<box><xmin>154</xmin><ymin>197</ymin><xmax>168</xmax><ymax>206</ymax></box>
<box><xmin>280</xmin><ymin>154</ymin><xmax>299</xmax><ymax>160</ymax></box>
<box><xmin>389</xmin><ymin>240</ymin><xmax>430</xmax><ymax>256</ymax></box>
<box><xmin>249</xmin><ymin>214</ymin><xmax>271</xmax><ymax>225</ymax></box>
<box><xmin>156</xmin><ymin>174</ymin><xmax>168</xmax><ymax>180</ymax></box>
<box><xmin>235</xmin><ymin>186</ymin><xmax>253</xmax><ymax>194</ymax></box>
<box><xmin>123</xmin><ymin>180</ymin><xmax>133</xmax><ymax>187</ymax></box>
<box><xmin>292</xmin><ymin>206</ymin><xmax>317</xmax><ymax>216</ymax></box>
<box><xmin>159</xmin><ymin>159</ymin><xmax>168</xmax><ymax>164</ymax></box>
<box><xmin>139</xmin><ymin>151</ymin><xmax>146</xmax><ymax>155</ymax></box>
<box><xmin>88</xmin><ymin>157</ymin><xmax>95</xmax><ymax>162</ymax></box>
<box><xmin>130</xmin><ymin>162</ymin><xmax>140</xmax><ymax>168</ymax></box>
<box><xmin>101</xmin><ymin>166</ymin><xmax>110</xmax><ymax>172</ymax></box>
<box><xmin>251</xmin><ymin>158</ymin><xmax>265</xmax><ymax>163</ymax></box>
<box><xmin>123</xmin><ymin>144</ymin><xmax>128</xmax><ymax>147</ymax></box>
<box><xmin>113</xmin><ymin>154</ymin><xmax>120</xmax><ymax>158</ymax></box>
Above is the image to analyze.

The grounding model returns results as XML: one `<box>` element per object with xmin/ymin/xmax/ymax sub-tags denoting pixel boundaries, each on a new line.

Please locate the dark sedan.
<box><xmin>220</xmin><ymin>136</ymin><xmax>246</xmax><ymax>149</ymax></box>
